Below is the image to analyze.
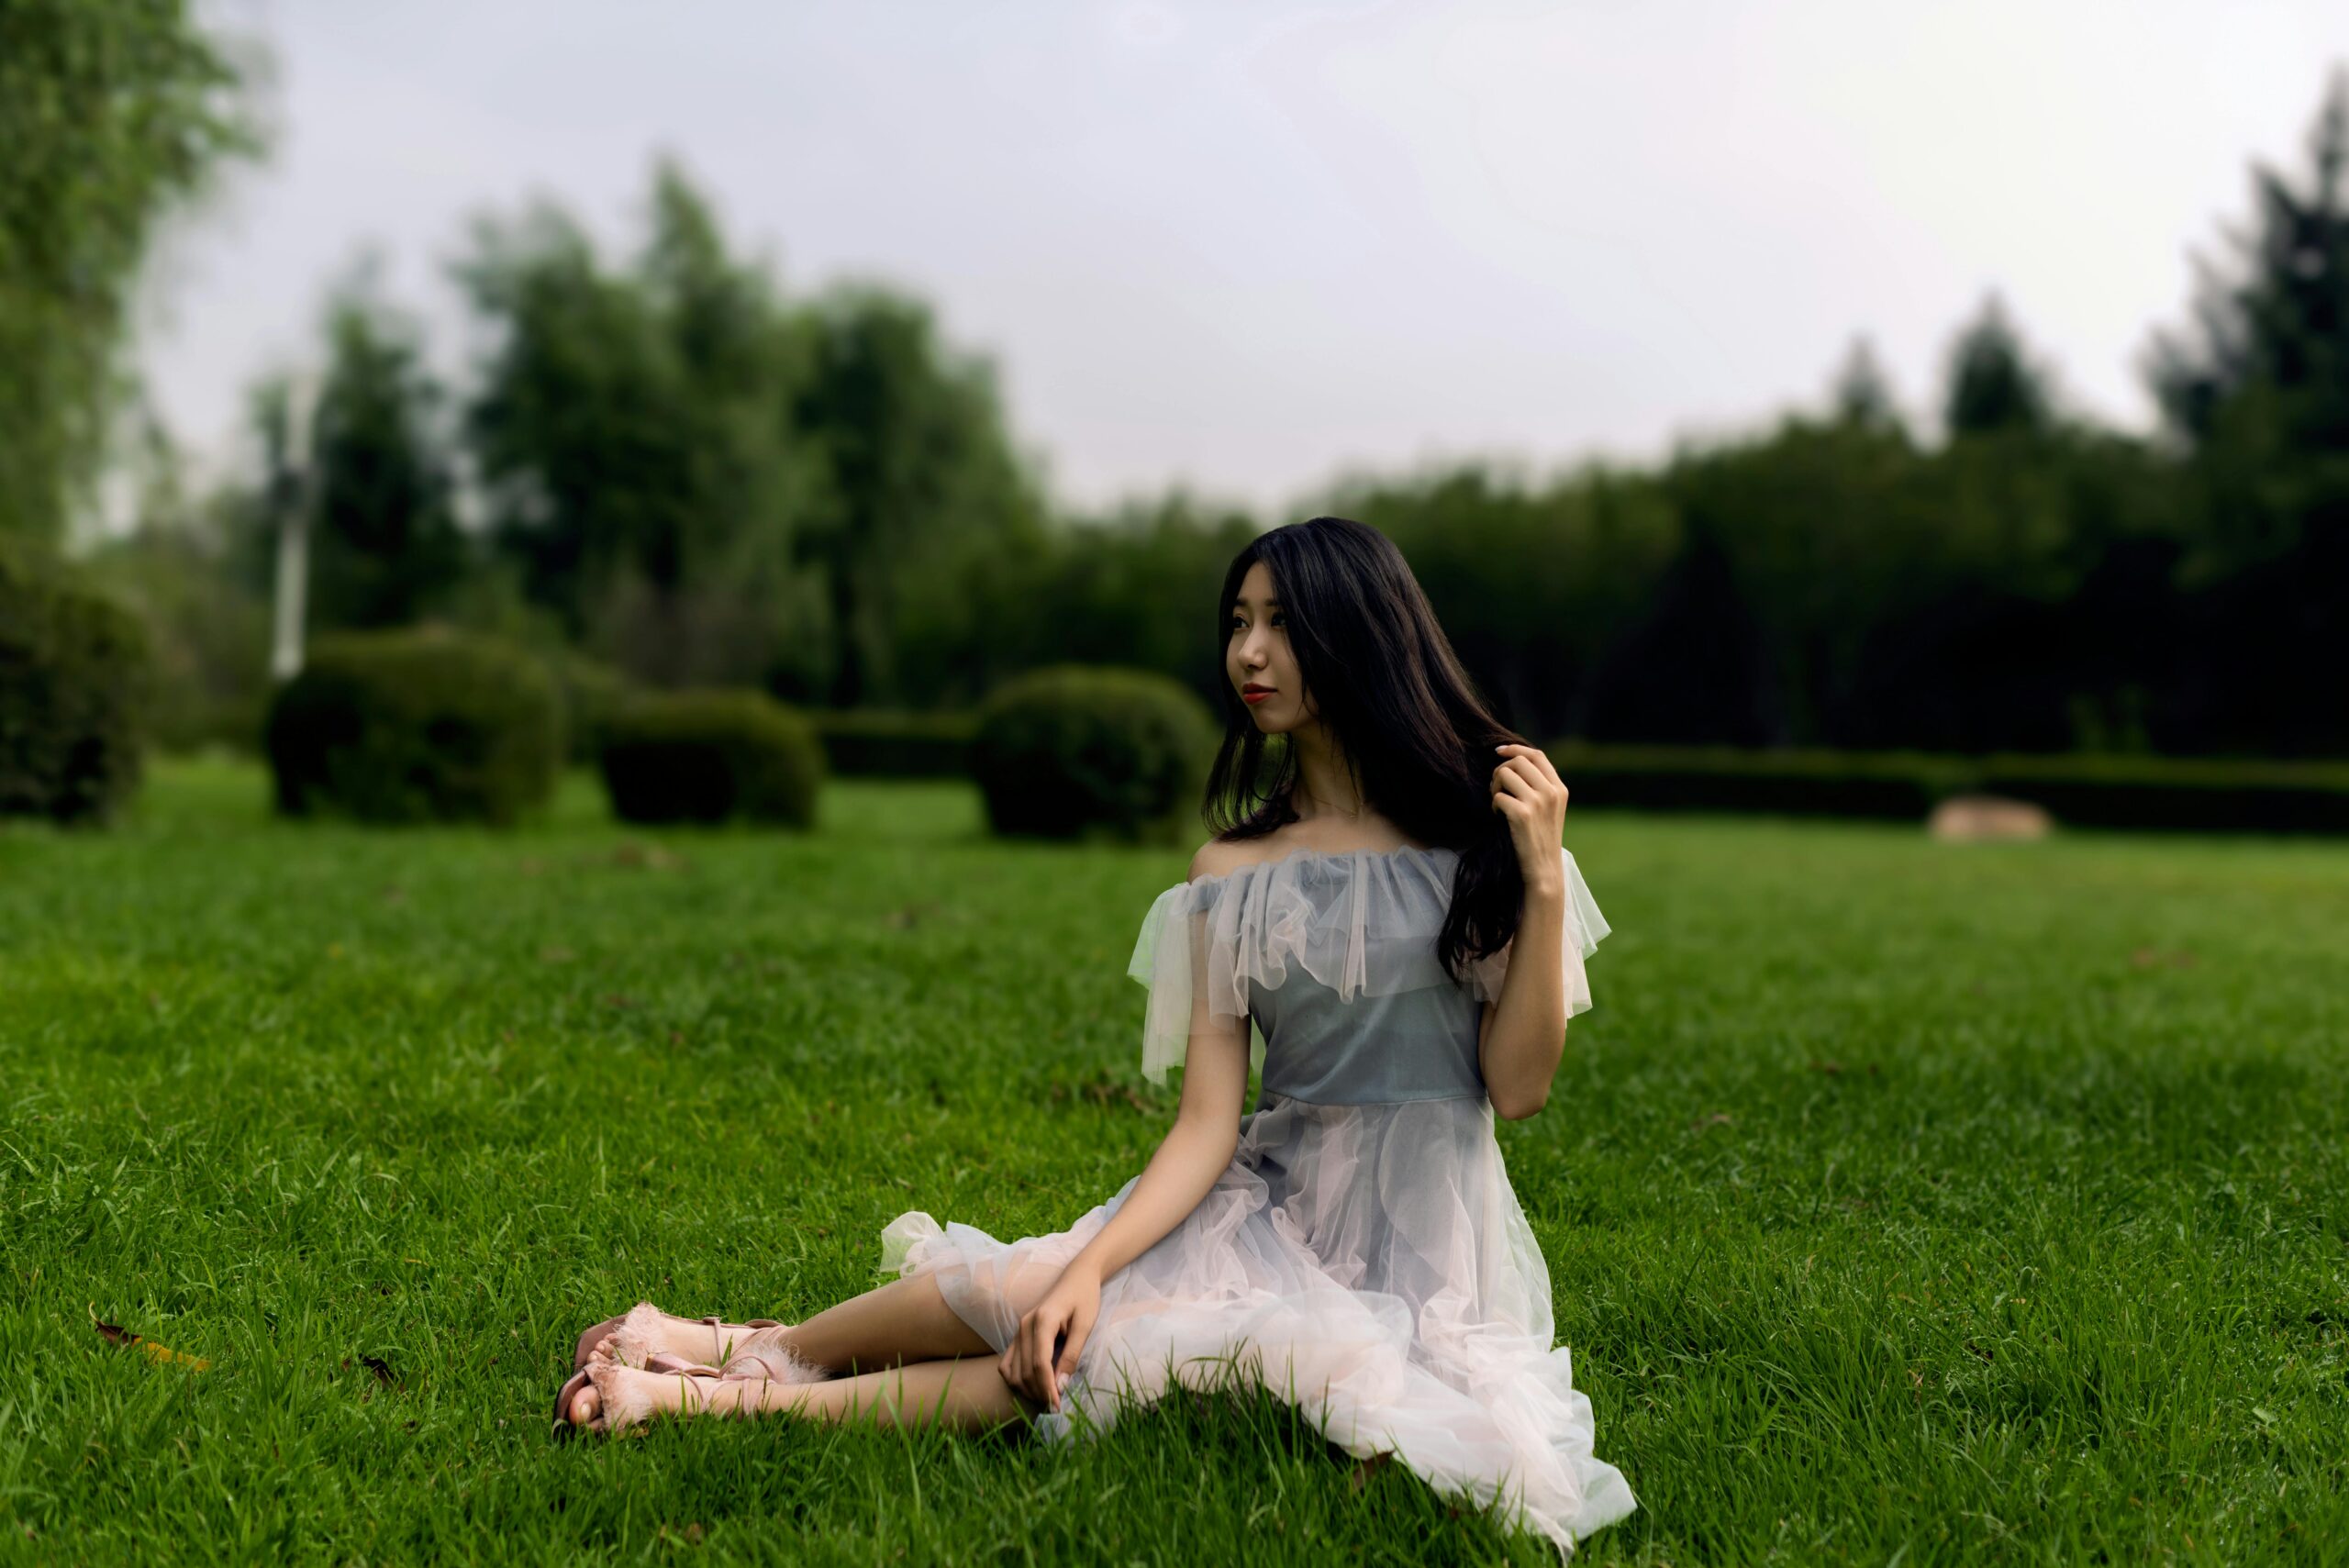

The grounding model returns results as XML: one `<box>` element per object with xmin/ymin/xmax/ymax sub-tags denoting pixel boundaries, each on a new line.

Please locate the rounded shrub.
<box><xmin>970</xmin><ymin>664</ymin><xmax>1219</xmax><ymax>843</ymax></box>
<box><xmin>265</xmin><ymin>628</ymin><xmax>564</xmax><ymax>826</ymax></box>
<box><xmin>598</xmin><ymin>688</ymin><xmax>825</xmax><ymax>827</ymax></box>
<box><xmin>0</xmin><ymin>537</ymin><xmax>152</xmax><ymax>824</ymax></box>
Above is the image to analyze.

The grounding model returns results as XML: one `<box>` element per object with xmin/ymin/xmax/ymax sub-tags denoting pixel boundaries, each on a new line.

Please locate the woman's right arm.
<box><xmin>1066</xmin><ymin>1020</ymin><xmax>1249</xmax><ymax>1281</ymax></box>
<box><xmin>1074</xmin><ymin>845</ymin><xmax>1254</xmax><ymax>1281</ymax></box>
<box><xmin>998</xmin><ymin>1022</ymin><xmax>1248</xmax><ymax>1410</ymax></box>
<box><xmin>999</xmin><ymin>865</ymin><xmax>1252</xmax><ymax>1410</ymax></box>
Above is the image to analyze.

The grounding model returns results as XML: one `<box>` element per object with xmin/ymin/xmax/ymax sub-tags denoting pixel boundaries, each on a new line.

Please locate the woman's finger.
<box><xmin>1055</xmin><ymin>1309</ymin><xmax>1093</xmax><ymax>1380</ymax></box>
<box><xmin>1498</xmin><ymin>742</ymin><xmax>1567</xmax><ymax>793</ymax></box>
<box><xmin>1036</xmin><ymin>1318</ymin><xmax>1064</xmax><ymax>1409</ymax></box>
<box><xmin>1492</xmin><ymin>762</ymin><xmax>1540</xmax><ymax>801</ymax></box>
<box><xmin>1030</xmin><ymin>1313</ymin><xmax>1061</xmax><ymax>1407</ymax></box>
<box><xmin>1494</xmin><ymin>756</ymin><xmax>1542</xmax><ymax>790</ymax></box>
<box><xmin>1508</xmin><ymin>744</ymin><xmax>1564</xmax><ymax>787</ymax></box>
<box><xmin>1502</xmin><ymin>758</ymin><xmax>1566</xmax><ymax>809</ymax></box>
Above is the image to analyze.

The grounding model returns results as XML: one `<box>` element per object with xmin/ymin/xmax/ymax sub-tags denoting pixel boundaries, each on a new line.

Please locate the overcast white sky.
<box><xmin>137</xmin><ymin>0</ymin><xmax>2348</xmax><ymax>519</ymax></box>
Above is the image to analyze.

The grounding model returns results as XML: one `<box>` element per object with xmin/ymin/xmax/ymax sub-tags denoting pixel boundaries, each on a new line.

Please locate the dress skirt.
<box><xmin>879</xmin><ymin>1090</ymin><xmax>1637</xmax><ymax>1555</ymax></box>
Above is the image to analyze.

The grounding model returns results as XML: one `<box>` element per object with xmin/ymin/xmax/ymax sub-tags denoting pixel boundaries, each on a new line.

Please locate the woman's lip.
<box><xmin>1241</xmin><ymin>689</ymin><xmax>1274</xmax><ymax>703</ymax></box>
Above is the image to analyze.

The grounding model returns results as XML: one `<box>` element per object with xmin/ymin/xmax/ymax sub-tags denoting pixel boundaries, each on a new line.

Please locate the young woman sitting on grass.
<box><xmin>552</xmin><ymin>515</ymin><xmax>1637</xmax><ymax>1557</ymax></box>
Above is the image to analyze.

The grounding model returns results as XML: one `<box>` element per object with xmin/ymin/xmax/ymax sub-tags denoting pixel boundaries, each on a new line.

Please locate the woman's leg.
<box><xmin>582</xmin><ymin>1272</ymin><xmax>996</xmax><ymax>1386</ymax></box>
<box><xmin>577</xmin><ymin>1353</ymin><xmax>1039</xmax><ymax>1435</ymax></box>
<box><xmin>779</xmin><ymin>1273</ymin><xmax>995</xmax><ymax>1374</ymax></box>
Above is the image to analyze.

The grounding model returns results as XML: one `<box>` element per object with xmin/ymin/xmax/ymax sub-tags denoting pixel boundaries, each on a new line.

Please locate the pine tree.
<box><xmin>302</xmin><ymin>257</ymin><xmax>470</xmax><ymax>628</ymax></box>
<box><xmin>1941</xmin><ymin>292</ymin><xmax>2056</xmax><ymax>439</ymax></box>
<box><xmin>2134</xmin><ymin>64</ymin><xmax>2349</xmax><ymax>753</ymax></box>
<box><xmin>2142</xmin><ymin>64</ymin><xmax>2348</xmax><ymax>452</ymax></box>
<box><xmin>1829</xmin><ymin>334</ymin><xmax>1907</xmax><ymax>438</ymax></box>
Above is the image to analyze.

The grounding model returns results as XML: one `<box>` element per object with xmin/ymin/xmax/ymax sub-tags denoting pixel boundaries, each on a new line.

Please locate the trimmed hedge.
<box><xmin>806</xmin><ymin>706</ymin><xmax>976</xmax><ymax>779</ymax></box>
<box><xmin>265</xmin><ymin>628</ymin><xmax>564</xmax><ymax>826</ymax></box>
<box><xmin>1542</xmin><ymin>741</ymin><xmax>2349</xmax><ymax>834</ymax></box>
<box><xmin>598</xmin><ymin>689</ymin><xmax>825</xmax><ymax>827</ymax></box>
<box><xmin>0</xmin><ymin>537</ymin><xmax>151</xmax><ymax>824</ymax></box>
<box><xmin>970</xmin><ymin>664</ymin><xmax>1218</xmax><ymax>843</ymax></box>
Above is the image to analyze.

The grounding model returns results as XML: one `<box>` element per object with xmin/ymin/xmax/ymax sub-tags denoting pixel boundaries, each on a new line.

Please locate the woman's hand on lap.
<box><xmin>1002</xmin><ymin>1261</ymin><xmax>1101</xmax><ymax>1412</ymax></box>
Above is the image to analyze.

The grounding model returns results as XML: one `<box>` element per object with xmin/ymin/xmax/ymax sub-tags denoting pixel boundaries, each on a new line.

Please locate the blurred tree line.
<box><xmin>7</xmin><ymin>2</ymin><xmax>2345</xmax><ymax>760</ymax></box>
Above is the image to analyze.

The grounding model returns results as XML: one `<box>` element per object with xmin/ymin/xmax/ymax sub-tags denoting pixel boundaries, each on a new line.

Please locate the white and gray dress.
<box><xmin>880</xmin><ymin>842</ymin><xmax>1637</xmax><ymax>1556</ymax></box>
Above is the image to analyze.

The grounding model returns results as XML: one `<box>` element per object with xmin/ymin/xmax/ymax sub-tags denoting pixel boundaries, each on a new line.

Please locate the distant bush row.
<box><xmin>11</xmin><ymin>556</ymin><xmax>2347</xmax><ymax>835</ymax></box>
<box><xmin>259</xmin><ymin>638</ymin><xmax>1219</xmax><ymax>838</ymax></box>
<box><xmin>263</xmin><ymin>629</ymin><xmax>830</xmax><ymax>828</ymax></box>
<box><xmin>1539</xmin><ymin>743</ymin><xmax>2349</xmax><ymax>834</ymax></box>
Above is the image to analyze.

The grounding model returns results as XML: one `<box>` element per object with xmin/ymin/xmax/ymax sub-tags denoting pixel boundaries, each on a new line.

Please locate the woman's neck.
<box><xmin>1286</xmin><ymin>720</ymin><xmax>1364</xmax><ymax>822</ymax></box>
<box><xmin>1276</xmin><ymin>721</ymin><xmax>1424</xmax><ymax>849</ymax></box>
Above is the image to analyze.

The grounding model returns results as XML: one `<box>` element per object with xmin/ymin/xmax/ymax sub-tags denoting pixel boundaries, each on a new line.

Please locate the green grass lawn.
<box><xmin>2</xmin><ymin>758</ymin><xmax>2344</xmax><ymax>1565</ymax></box>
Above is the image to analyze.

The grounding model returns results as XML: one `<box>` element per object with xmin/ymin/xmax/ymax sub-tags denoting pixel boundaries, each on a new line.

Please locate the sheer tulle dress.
<box><xmin>879</xmin><ymin>842</ymin><xmax>1637</xmax><ymax>1556</ymax></box>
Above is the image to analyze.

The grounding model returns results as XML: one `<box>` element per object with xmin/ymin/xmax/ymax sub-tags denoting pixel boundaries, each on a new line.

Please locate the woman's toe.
<box><xmin>569</xmin><ymin>1383</ymin><xmax>601</xmax><ymax>1428</ymax></box>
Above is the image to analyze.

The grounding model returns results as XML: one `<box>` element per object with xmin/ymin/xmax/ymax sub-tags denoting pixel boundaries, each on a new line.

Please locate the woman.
<box><xmin>554</xmin><ymin>516</ymin><xmax>1636</xmax><ymax>1556</ymax></box>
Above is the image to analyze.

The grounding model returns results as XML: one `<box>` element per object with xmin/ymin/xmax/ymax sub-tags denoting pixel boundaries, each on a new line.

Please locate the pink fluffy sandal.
<box><xmin>572</xmin><ymin>1303</ymin><xmax>784</xmax><ymax>1371</ymax></box>
<box><xmin>716</xmin><ymin>1322</ymin><xmax>826</xmax><ymax>1385</ymax></box>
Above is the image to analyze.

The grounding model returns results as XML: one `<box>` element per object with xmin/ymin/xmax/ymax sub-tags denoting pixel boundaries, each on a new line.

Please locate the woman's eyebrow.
<box><xmin>1230</xmin><ymin>597</ymin><xmax>1283</xmax><ymax>609</ymax></box>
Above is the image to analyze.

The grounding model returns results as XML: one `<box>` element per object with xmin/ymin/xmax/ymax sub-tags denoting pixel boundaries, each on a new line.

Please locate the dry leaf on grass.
<box><xmin>88</xmin><ymin>1305</ymin><xmax>210</xmax><ymax>1370</ymax></box>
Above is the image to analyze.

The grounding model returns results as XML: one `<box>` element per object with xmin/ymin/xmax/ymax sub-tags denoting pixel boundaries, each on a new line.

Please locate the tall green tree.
<box><xmin>79</xmin><ymin>406</ymin><xmax>271</xmax><ymax>751</ymax></box>
<box><xmin>2135</xmin><ymin>66</ymin><xmax>2349</xmax><ymax>753</ymax></box>
<box><xmin>789</xmin><ymin>283</ymin><xmax>1052</xmax><ymax>708</ymax></box>
<box><xmin>1829</xmin><ymin>333</ymin><xmax>1909</xmax><ymax>440</ymax></box>
<box><xmin>292</xmin><ymin>258</ymin><xmax>468</xmax><ymax>628</ymax></box>
<box><xmin>2145</xmin><ymin>65</ymin><xmax>2349</xmax><ymax>457</ymax></box>
<box><xmin>1942</xmin><ymin>292</ymin><xmax>2058</xmax><ymax>439</ymax></box>
<box><xmin>458</xmin><ymin>161</ymin><xmax>831</xmax><ymax>691</ymax></box>
<box><xmin>0</xmin><ymin>0</ymin><xmax>262</xmax><ymax>543</ymax></box>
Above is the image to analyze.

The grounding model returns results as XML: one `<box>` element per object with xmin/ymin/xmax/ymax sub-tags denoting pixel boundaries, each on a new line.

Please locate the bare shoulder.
<box><xmin>1188</xmin><ymin>838</ymin><xmax>1246</xmax><ymax>884</ymax></box>
<box><xmin>1189</xmin><ymin>831</ymin><xmax>1299</xmax><ymax>882</ymax></box>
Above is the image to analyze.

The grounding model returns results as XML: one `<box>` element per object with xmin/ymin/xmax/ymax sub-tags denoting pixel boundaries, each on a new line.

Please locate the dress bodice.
<box><xmin>1246</xmin><ymin>967</ymin><xmax>1487</xmax><ymax>1105</ymax></box>
<box><xmin>1126</xmin><ymin>841</ymin><xmax>1609</xmax><ymax>1106</ymax></box>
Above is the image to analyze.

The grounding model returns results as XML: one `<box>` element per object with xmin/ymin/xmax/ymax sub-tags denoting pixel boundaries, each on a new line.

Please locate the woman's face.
<box><xmin>1227</xmin><ymin>561</ymin><xmax>1316</xmax><ymax>730</ymax></box>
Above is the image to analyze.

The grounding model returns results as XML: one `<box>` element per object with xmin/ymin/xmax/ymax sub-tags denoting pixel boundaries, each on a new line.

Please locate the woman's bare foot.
<box><xmin>590</xmin><ymin>1303</ymin><xmax>785</xmax><ymax>1372</ymax></box>
<box><xmin>575</xmin><ymin>1357</ymin><xmax>794</xmax><ymax>1434</ymax></box>
<box><xmin>576</xmin><ymin>1358</ymin><xmax>667</xmax><ymax>1433</ymax></box>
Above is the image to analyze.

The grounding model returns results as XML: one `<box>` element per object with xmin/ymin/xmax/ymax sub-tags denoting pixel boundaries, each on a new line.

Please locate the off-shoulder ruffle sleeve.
<box><xmin>1463</xmin><ymin>844</ymin><xmax>1610</xmax><ymax>1018</ymax></box>
<box><xmin>1126</xmin><ymin>875</ymin><xmax>1265</xmax><ymax>1087</ymax></box>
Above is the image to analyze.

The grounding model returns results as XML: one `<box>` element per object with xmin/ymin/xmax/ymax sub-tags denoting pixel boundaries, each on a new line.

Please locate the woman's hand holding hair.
<box><xmin>1482</xmin><ymin>742</ymin><xmax>1575</xmax><ymax>1118</ymax></box>
<box><xmin>1491</xmin><ymin>742</ymin><xmax>1568</xmax><ymax>895</ymax></box>
<box><xmin>1001</xmin><ymin>1260</ymin><xmax>1102</xmax><ymax>1413</ymax></box>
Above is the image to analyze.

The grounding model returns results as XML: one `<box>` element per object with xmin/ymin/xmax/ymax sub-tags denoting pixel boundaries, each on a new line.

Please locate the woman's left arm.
<box><xmin>1481</xmin><ymin>742</ymin><xmax>1572</xmax><ymax>1120</ymax></box>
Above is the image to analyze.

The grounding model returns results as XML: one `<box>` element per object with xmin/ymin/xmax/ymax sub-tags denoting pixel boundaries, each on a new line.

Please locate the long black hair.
<box><xmin>1201</xmin><ymin>515</ymin><xmax>1536</xmax><ymax>989</ymax></box>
